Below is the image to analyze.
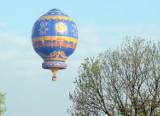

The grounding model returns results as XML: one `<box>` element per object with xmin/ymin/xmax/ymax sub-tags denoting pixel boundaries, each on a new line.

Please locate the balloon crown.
<box><xmin>43</xmin><ymin>8</ymin><xmax>69</xmax><ymax>16</ymax></box>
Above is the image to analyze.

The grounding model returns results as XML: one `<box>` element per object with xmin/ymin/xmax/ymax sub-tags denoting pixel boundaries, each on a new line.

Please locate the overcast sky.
<box><xmin>0</xmin><ymin>0</ymin><xmax>160</xmax><ymax>116</ymax></box>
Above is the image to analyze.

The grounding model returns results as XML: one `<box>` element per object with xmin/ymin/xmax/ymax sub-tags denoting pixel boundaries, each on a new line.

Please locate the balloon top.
<box><xmin>42</xmin><ymin>8</ymin><xmax>69</xmax><ymax>17</ymax></box>
<box><xmin>33</xmin><ymin>8</ymin><xmax>77</xmax><ymax>39</ymax></box>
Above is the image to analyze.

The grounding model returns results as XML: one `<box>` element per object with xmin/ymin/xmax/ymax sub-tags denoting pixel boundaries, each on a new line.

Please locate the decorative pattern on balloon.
<box><xmin>32</xmin><ymin>8</ymin><xmax>78</xmax><ymax>81</ymax></box>
<box><xmin>39</xmin><ymin>22</ymin><xmax>49</xmax><ymax>35</ymax></box>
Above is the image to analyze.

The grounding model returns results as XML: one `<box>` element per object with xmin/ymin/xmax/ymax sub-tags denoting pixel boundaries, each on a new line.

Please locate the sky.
<box><xmin>0</xmin><ymin>0</ymin><xmax>160</xmax><ymax>116</ymax></box>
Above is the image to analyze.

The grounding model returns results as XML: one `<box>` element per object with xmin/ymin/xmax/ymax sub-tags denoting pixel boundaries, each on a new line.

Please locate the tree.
<box><xmin>0</xmin><ymin>92</ymin><xmax>6</xmax><ymax>116</ymax></box>
<box><xmin>69</xmin><ymin>37</ymin><xmax>160</xmax><ymax>116</ymax></box>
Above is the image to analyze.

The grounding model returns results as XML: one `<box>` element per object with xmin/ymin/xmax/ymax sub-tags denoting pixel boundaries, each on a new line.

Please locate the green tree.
<box><xmin>69</xmin><ymin>37</ymin><xmax>160</xmax><ymax>116</ymax></box>
<box><xmin>0</xmin><ymin>92</ymin><xmax>6</xmax><ymax>116</ymax></box>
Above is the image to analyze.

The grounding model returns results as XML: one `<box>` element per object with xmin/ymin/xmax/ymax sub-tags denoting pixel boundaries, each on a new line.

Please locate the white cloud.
<box><xmin>0</xmin><ymin>22</ymin><xmax>8</xmax><ymax>28</ymax></box>
<box><xmin>79</xmin><ymin>23</ymin><xmax>160</xmax><ymax>48</ymax></box>
<box><xmin>0</xmin><ymin>23</ymin><xmax>159</xmax><ymax>83</ymax></box>
<box><xmin>0</xmin><ymin>32</ymin><xmax>43</xmax><ymax>84</ymax></box>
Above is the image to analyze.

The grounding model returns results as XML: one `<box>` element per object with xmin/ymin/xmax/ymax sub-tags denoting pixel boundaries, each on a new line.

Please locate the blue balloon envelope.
<box><xmin>32</xmin><ymin>8</ymin><xmax>78</xmax><ymax>81</ymax></box>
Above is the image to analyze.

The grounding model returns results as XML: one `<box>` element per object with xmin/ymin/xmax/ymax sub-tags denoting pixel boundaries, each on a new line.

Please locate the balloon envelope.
<box><xmin>32</xmin><ymin>8</ymin><xmax>78</xmax><ymax>79</ymax></box>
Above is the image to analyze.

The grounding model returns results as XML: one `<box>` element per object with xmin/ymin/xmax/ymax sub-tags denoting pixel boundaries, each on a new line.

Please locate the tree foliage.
<box><xmin>0</xmin><ymin>92</ymin><xmax>6</xmax><ymax>116</ymax></box>
<box><xmin>69</xmin><ymin>37</ymin><xmax>160</xmax><ymax>116</ymax></box>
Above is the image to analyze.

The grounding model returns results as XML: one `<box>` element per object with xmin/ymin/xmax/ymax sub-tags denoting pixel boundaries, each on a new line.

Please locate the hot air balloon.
<box><xmin>32</xmin><ymin>8</ymin><xmax>78</xmax><ymax>81</ymax></box>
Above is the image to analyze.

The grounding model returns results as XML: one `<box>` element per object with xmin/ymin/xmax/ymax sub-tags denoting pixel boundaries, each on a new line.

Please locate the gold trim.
<box><xmin>38</xmin><ymin>16</ymin><xmax>72</xmax><ymax>21</ymax></box>
<box><xmin>37</xmin><ymin>50</ymin><xmax>68</xmax><ymax>61</ymax></box>
<box><xmin>32</xmin><ymin>36</ymin><xmax>78</xmax><ymax>43</ymax></box>
<box><xmin>44</xmin><ymin>57</ymin><xmax>67</xmax><ymax>61</ymax></box>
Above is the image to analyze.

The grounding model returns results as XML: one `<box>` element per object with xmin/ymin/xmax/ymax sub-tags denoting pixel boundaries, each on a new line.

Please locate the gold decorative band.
<box><xmin>32</xmin><ymin>36</ymin><xmax>78</xmax><ymax>44</ymax></box>
<box><xmin>38</xmin><ymin>16</ymin><xmax>72</xmax><ymax>21</ymax></box>
<box><xmin>37</xmin><ymin>50</ymin><xmax>68</xmax><ymax>61</ymax></box>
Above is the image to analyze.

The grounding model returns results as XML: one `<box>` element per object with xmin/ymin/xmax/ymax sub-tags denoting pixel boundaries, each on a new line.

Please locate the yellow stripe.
<box><xmin>32</xmin><ymin>36</ymin><xmax>78</xmax><ymax>43</ymax></box>
<box><xmin>38</xmin><ymin>16</ymin><xmax>72</xmax><ymax>21</ymax></box>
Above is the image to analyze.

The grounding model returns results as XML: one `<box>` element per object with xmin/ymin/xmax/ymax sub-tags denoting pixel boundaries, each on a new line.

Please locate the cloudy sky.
<box><xmin>0</xmin><ymin>0</ymin><xmax>160</xmax><ymax>116</ymax></box>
